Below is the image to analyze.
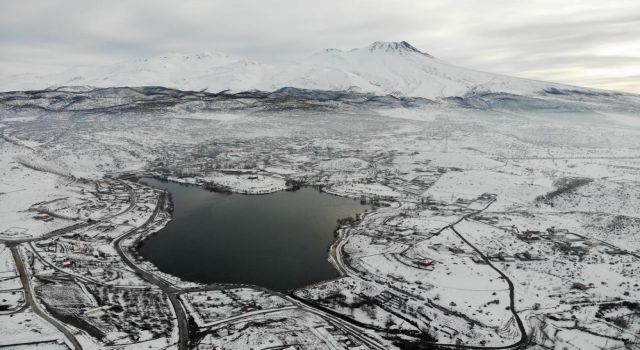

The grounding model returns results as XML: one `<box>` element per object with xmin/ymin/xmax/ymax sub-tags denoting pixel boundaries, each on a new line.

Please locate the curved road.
<box><xmin>11</xmin><ymin>246</ymin><xmax>83</xmax><ymax>350</ymax></box>
<box><xmin>8</xmin><ymin>176</ymin><xmax>530</xmax><ymax>350</ymax></box>
<box><xmin>331</xmin><ymin>199</ymin><xmax>529</xmax><ymax>349</ymax></box>
<box><xmin>450</xmin><ymin>225</ymin><xmax>528</xmax><ymax>349</ymax></box>
<box><xmin>8</xmin><ymin>182</ymin><xmax>189</xmax><ymax>350</ymax></box>
<box><xmin>112</xmin><ymin>192</ymin><xmax>190</xmax><ymax>350</ymax></box>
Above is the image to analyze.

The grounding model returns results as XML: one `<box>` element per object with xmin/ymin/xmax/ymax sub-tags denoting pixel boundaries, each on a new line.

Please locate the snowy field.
<box><xmin>0</xmin><ymin>79</ymin><xmax>639</xmax><ymax>349</ymax></box>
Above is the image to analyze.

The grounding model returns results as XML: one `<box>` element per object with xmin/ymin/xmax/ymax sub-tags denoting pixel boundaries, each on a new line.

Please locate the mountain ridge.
<box><xmin>0</xmin><ymin>41</ymin><xmax>624</xmax><ymax>99</ymax></box>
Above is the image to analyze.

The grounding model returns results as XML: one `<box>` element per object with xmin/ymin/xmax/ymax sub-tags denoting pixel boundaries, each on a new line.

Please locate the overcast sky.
<box><xmin>1</xmin><ymin>0</ymin><xmax>639</xmax><ymax>93</ymax></box>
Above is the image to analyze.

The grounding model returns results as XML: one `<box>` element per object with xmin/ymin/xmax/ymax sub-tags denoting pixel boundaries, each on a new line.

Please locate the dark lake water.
<box><xmin>138</xmin><ymin>178</ymin><xmax>370</xmax><ymax>291</ymax></box>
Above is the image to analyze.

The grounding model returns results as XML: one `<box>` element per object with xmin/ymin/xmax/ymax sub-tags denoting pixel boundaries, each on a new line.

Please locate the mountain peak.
<box><xmin>365</xmin><ymin>41</ymin><xmax>433</xmax><ymax>57</ymax></box>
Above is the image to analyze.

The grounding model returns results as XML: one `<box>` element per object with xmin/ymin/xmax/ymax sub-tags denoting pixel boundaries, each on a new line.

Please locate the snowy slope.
<box><xmin>4</xmin><ymin>51</ymin><xmax>274</xmax><ymax>93</ymax></box>
<box><xmin>0</xmin><ymin>41</ymin><xmax>589</xmax><ymax>98</ymax></box>
<box><xmin>270</xmin><ymin>41</ymin><xmax>563</xmax><ymax>99</ymax></box>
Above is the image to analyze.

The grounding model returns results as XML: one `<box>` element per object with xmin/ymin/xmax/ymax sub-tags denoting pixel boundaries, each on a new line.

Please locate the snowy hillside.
<box><xmin>0</xmin><ymin>41</ymin><xmax>608</xmax><ymax>99</ymax></box>
<box><xmin>269</xmin><ymin>41</ymin><xmax>564</xmax><ymax>99</ymax></box>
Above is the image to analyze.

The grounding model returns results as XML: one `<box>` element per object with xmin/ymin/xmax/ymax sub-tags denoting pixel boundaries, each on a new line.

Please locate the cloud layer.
<box><xmin>1</xmin><ymin>0</ymin><xmax>639</xmax><ymax>93</ymax></box>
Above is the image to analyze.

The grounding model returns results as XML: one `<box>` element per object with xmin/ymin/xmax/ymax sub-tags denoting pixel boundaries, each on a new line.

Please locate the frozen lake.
<box><xmin>138</xmin><ymin>177</ymin><xmax>370</xmax><ymax>291</ymax></box>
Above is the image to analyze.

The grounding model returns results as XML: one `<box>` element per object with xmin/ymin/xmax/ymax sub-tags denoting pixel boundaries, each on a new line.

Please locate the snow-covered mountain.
<box><xmin>268</xmin><ymin>41</ymin><xmax>563</xmax><ymax>99</ymax></box>
<box><xmin>0</xmin><ymin>41</ymin><xmax>596</xmax><ymax>99</ymax></box>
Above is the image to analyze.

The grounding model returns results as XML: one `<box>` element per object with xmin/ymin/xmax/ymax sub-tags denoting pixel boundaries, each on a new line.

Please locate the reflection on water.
<box><xmin>138</xmin><ymin>178</ymin><xmax>370</xmax><ymax>291</ymax></box>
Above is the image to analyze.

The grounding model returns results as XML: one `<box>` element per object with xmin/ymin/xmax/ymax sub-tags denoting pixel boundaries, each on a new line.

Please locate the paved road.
<box><xmin>1</xmin><ymin>222</ymin><xmax>92</xmax><ymax>245</ymax></box>
<box><xmin>1</xmin><ymin>179</ymin><xmax>136</xmax><ymax>245</ymax></box>
<box><xmin>331</xmin><ymin>198</ymin><xmax>532</xmax><ymax>349</ymax></box>
<box><xmin>202</xmin><ymin>305</ymin><xmax>299</xmax><ymax>329</ymax></box>
<box><xmin>449</xmin><ymin>226</ymin><xmax>528</xmax><ymax>349</ymax></box>
<box><xmin>432</xmin><ymin>200</ymin><xmax>529</xmax><ymax>349</ymax></box>
<box><xmin>181</xmin><ymin>282</ymin><xmax>388</xmax><ymax>349</ymax></box>
<box><xmin>112</xmin><ymin>192</ymin><xmax>190</xmax><ymax>350</ymax></box>
<box><xmin>7</xmin><ymin>180</ymin><xmax>189</xmax><ymax>350</ymax></box>
<box><xmin>287</xmin><ymin>296</ymin><xmax>387</xmax><ymax>350</ymax></box>
<box><xmin>6</xmin><ymin>176</ymin><xmax>535</xmax><ymax>350</ymax></box>
<box><xmin>27</xmin><ymin>241</ymin><xmax>105</xmax><ymax>286</ymax></box>
<box><xmin>570</xmin><ymin>231</ymin><xmax>640</xmax><ymax>260</ymax></box>
<box><xmin>11</xmin><ymin>246</ymin><xmax>83</xmax><ymax>350</ymax></box>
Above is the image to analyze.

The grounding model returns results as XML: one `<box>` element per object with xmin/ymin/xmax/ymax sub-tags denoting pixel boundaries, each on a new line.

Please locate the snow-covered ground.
<box><xmin>201</xmin><ymin>172</ymin><xmax>287</xmax><ymax>194</ymax></box>
<box><xmin>0</xmin><ymin>48</ymin><xmax>639</xmax><ymax>349</ymax></box>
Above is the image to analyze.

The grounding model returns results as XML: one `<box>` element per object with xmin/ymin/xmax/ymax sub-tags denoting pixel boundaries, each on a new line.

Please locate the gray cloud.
<box><xmin>1</xmin><ymin>0</ymin><xmax>639</xmax><ymax>93</ymax></box>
